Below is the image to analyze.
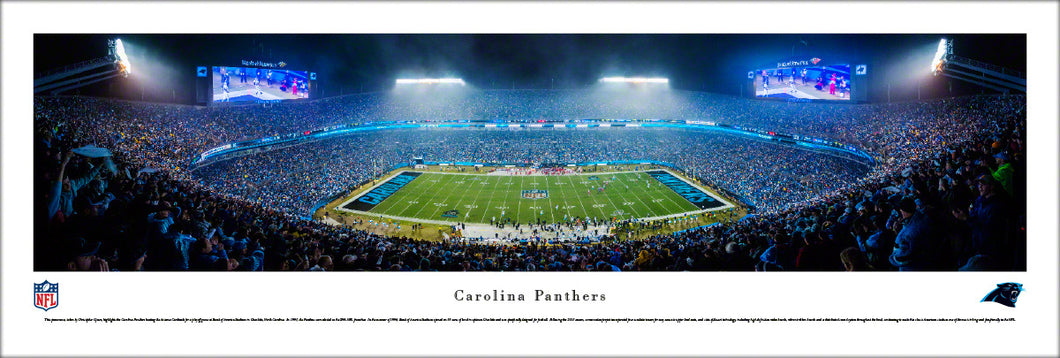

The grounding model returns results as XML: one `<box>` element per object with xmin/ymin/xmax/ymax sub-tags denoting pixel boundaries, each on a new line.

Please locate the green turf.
<box><xmin>360</xmin><ymin>171</ymin><xmax>713</xmax><ymax>224</ymax></box>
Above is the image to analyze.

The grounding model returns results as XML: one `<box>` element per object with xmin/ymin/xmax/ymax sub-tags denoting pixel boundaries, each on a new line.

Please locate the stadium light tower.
<box><xmin>599</xmin><ymin>77</ymin><xmax>669</xmax><ymax>84</ymax></box>
<box><xmin>395</xmin><ymin>78</ymin><xmax>466</xmax><ymax>86</ymax></box>
<box><xmin>113</xmin><ymin>38</ymin><xmax>132</xmax><ymax>77</ymax></box>
<box><xmin>34</xmin><ymin>38</ymin><xmax>132</xmax><ymax>95</ymax></box>
<box><xmin>930</xmin><ymin>38</ymin><xmax>951</xmax><ymax>76</ymax></box>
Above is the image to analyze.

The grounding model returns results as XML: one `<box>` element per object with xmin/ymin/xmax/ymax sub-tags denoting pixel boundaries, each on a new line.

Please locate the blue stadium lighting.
<box><xmin>599</xmin><ymin>77</ymin><xmax>668</xmax><ymax>84</ymax></box>
<box><xmin>395</xmin><ymin>78</ymin><xmax>465</xmax><ymax>85</ymax></box>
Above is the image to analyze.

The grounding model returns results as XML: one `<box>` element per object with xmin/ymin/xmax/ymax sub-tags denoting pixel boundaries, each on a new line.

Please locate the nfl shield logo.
<box><xmin>521</xmin><ymin>189</ymin><xmax>548</xmax><ymax>200</ymax></box>
<box><xmin>34</xmin><ymin>281</ymin><xmax>59</xmax><ymax>312</ymax></box>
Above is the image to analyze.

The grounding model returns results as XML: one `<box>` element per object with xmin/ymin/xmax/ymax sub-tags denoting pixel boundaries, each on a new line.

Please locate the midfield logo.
<box><xmin>34</xmin><ymin>281</ymin><xmax>59</xmax><ymax>312</ymax></box>
<box><xmin>522</xmin><ymin>189</ymin><xmax>548</xmax><ymax>200</ymax></box>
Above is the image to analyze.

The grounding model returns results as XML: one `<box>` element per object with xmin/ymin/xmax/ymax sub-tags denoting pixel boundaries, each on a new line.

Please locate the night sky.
<box><xmin>35</xmin><ymin>34</ymin><xmax>1026</xmax><ymax>105</ymax></box>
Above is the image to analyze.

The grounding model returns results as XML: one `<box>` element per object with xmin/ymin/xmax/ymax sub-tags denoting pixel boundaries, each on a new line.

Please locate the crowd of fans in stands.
<box><xmin>192</xmin><ymin>127</ymin><xmax>870</xmax><ymax>216</ymax></box>
<box><xmin>34</xmin><ymin>91</ymin><xmax>1025</xmax><ymax>271</ymax></box>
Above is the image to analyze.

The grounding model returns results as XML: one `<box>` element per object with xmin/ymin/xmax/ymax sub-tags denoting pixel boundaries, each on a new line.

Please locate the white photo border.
<box><xmin>2</xmin><ymin>1</ymin><xmax>1057</xmax><ymax>356</ymax></box>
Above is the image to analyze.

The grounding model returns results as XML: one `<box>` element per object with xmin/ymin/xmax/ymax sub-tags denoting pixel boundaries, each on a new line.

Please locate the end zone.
<box><xmin>338</xmin><ymin>171</ymin><xmax>423</xmax><ymax>213</ymax></box>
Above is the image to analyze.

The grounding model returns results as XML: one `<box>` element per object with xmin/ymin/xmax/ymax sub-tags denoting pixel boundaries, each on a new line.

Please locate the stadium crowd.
<box><xmin>34</xmin><ymin>91</ymin><xmax>1025</xmax><ymax>271</ymax></box>
<box><xmin>191</xmin><ymin>127</ymin><xmax>870</xmax><ymax>215</ymax></box>
<box><xmin>34</xmin><ymin>88</ymin><xmax>1003</xmax><ymax>169</ymax></box>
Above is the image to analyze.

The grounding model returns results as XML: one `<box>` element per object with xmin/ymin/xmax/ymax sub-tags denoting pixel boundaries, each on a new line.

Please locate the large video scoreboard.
<box><xmin>747</xmin><ymin>57</ymin><xmax>868</xmax><ymax>103</ymax></box>
<box><xmin>195</xmin><ymin>61</ymin><xmax>318</xmax><ymax>106</ymax></box>
<box><xmin>212</xmin><ymin>66</ymin><xmax>311</xmax><ymax>103</ymax></box>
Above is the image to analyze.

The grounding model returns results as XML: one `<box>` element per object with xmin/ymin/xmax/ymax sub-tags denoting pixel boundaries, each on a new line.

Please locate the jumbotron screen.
<box><xmin>753</xmin><ymin>64</ymin><xmax>851</xmax><ymax>101</ymax></box>
<box><xmin>212</xmin><ymin>66</ymin><xmax>310</xmax><ymax>103</ymax></box>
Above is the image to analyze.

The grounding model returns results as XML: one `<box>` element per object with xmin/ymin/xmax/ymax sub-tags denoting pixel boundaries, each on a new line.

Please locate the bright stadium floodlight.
<box><xmin>395</xmin><ymin>78</ymin><xmax>466</xmax><ymax>85</ymax></box>
<box><xmin>930</xmin><ymin>38</ymin><xmax>950</xmax><ymax>76</ymax></box>
<box><xmin>599</xmin><ymin>77</ymin><xmax>669</xmax><ymax>84</ymax></box>
<box><xmin>114</xmin><ymin>38</ymin><xmax>131</xmax><ymax>76</ymax></box>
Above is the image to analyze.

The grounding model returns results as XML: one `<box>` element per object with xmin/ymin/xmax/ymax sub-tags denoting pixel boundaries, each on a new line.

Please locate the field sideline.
<box><xmin>333</xmin><ymin>168</ymin><xmax>733</xmax><ymax>226</ymax></box>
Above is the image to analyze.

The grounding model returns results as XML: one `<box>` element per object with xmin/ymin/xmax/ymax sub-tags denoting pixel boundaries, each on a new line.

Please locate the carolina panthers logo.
<box><xmin>981</xmin><ymin>282</ymin><xmax>1022</xmax><ymax>307</ymax></box>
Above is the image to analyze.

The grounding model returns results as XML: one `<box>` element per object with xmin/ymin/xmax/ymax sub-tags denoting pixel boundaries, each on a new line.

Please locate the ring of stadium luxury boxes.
<box><xmin>35</xmin><ymin>90</ymin><xmax>1026</xmax><ymax>271</ymax></box>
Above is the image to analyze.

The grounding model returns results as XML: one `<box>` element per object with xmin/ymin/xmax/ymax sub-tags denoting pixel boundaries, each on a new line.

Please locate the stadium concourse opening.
<box><xmin>327</xmin><ymin>165</ymin><xmax>736</xmax><ymax>243</ymax></box>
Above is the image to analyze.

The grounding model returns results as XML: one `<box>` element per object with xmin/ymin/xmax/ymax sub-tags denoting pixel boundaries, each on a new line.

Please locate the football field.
<box><xmin>336</xmin><ymin>170</ymin><xmax>732</xmax><ymax>225</ymax></box>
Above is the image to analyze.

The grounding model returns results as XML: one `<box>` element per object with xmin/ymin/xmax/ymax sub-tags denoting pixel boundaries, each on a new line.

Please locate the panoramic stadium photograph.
<box><xmin>33</xmin><ymin>33</ymin><xmax>1026</xmax><ymax>272</ymax></box>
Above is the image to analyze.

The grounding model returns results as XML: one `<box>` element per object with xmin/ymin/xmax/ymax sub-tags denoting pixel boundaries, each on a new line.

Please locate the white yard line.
<box><xmin>334</xmin><ymin>169</ymin><xmax>737</xmax><ymax>228</ymax></box>
<box><xmin>609</xmin><ymin>173</ymin><xmax>660</xmax><ymax>219</ymax></box>
<box><xmin>653</xmin><ymin>177</ymin><xmax>697</xmax><ymax>214</ymax></box>
<box><xmin>581</xmin><ymin>176</ymin><xmax>609</xmax><ymax>222</ymax></box>
<box><xmin>372</xmin><ymin>175</ymin><xmax>423</xmax><ymax>216</ymax></box>
<box><xmin>389</xmin><ymin>174</ymin><xmax>435</xmax><ymax>218</ymax></box>
<box><xmin>595</xmin><ymin>180</ymin><xmax>626</xmax><ymax>222</ymax></box>
<box><xmin>476</xmin><ymin>174</ymin><xmax>503</xmax><ymax>223</ymax></box>
<box><xmin>446</xmin><ymin>174</ymin><xmax>482</xmax><ymax>223</ymax></box>
<box><xmin>558</xmin><ymin>176</ymin><xmax>575</xmax><ymax>223</ymax></box>
<box><xmin>424</xmin><ymin>174</ymin><xmax>466</xmax><ymax>220</ymax></box>
<box><xmin>546</xmin><ymin>174</ymin><xmax>572</xmax><ymax>222</ymax></box>
<box><xmin>514</xmin><ymin>175</ymin><xmax>523</xmax><ymax>223</ymax></box>
<box><xmin>406</xmin><ymin>173</ymin><xmax>451</xmax><ymax>218</ymax></box>
<box><xmin>642</xmin><ymin>170</ymin><xmax>701</xmax><ymax>213</ymax></box>
<box><xmin>632</xmin><ymin>169</ymin><xmax>738</xmax><ymax>221</ymax></box>
<box><xmin>633</xmin><ymin>172</ymin><xmax>674</xmax><ymax>215</ymax></box>
<box><xmin>566</xmin><ymin>174</ymin><xmax>593</xmax><ymax>221</ymax></box>
<box><xmin>500</xmin><ymin>175</ymin><xmax>515</xmax><ymax>222</ymax></box>
<box><xmin>542</xmin><ymin>175</ymin><xmax>557</xmax><ymax>223</ymax></box>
